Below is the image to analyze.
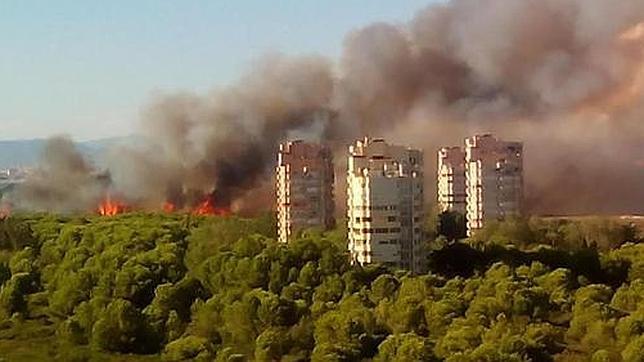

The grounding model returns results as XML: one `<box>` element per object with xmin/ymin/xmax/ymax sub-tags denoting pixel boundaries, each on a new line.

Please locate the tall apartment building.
<box><xmin>347</xmin><ymin>137</ymin><xmax>425</xmax><ymax>273</ymax></box>
<box><xmin>465</xmin><ymin>134</ymin><xmax>523</xmax><ymax>233</ymax></box>
<box><xmin>437</xmin><ymin>147</ymin><xmax>466</xmax><ymax>214</ymax></box>
<box><xmin>276</xmin><ymin>141</ymin><xmax>335</xmax><ymax>243</ymax></box>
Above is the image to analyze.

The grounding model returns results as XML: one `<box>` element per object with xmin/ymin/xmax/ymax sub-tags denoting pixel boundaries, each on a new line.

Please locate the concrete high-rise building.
<box><xmin>276</xmin><ymin>141</ymin><xmax>335</xmax><ymax>243</ymax></box>
<box><xmin>347</xmin><ymin>137</ymin><xmax>425</xmax><ymax>273</ymax></box>
<box><xmin>437</xmin><ymin>146</ymin><xmax>466</xmax><ymax>214</ymax></box>
<box><xmin>464</xmin><ymin>134</ymin><xmax>523</xmax><ymax>234</ymax></box>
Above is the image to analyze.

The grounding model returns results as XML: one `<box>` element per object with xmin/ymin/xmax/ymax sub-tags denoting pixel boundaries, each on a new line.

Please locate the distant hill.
<box><xmin>0</xmin><ymin>136</ymin><xmax>140</xmax><ymax>169</ymax></box>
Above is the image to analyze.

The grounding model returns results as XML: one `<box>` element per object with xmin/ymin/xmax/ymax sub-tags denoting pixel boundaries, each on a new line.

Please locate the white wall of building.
<box><xmin>437</xmin><ymin>146</ymin><xmax>466</xmax><ymax>214</ymax></box>
<box><xmin>347</xmin><ymin>138</ymin><xmax>425</xmax><ymax>273</ymax></box>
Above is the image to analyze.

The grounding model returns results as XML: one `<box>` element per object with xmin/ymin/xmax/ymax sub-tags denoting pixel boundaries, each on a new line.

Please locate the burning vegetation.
<box><xmin>97</xmin><ymin>194</ymin><xmax>128</xmax><ymax>216</ymax></box>
<box><xmin>95</xmin><ymin>192</ymin><xmax>230</xmax><ymax>217</ymax></box>
<box><xmin>192</xmin><ymin>195</ymin><xmax>231</xmax><ymax>216</ymax></box>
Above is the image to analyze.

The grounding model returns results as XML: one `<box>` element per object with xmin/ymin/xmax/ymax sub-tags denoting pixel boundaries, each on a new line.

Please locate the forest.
<box><xmin>0</xmin><ymin>212</ymin><xmax>643</xmax><ymax>361</ymax></box>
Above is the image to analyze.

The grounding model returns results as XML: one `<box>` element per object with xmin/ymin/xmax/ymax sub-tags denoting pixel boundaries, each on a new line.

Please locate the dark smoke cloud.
<box><xmin>108</xmin><ymin>54</ymin><xmax>335</xmax><ymax>212</ymax></box>
<box><xmin>17</xmin><ymin>0</ymin><xmax>644</xmax><ymax>215</ymax></box>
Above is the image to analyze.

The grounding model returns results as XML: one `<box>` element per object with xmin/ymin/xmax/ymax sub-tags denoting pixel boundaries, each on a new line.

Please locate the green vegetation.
<box><xmin>0</xmin><ymin>212</ymin><xmax>642</xmax><ymax>361</ymax></box>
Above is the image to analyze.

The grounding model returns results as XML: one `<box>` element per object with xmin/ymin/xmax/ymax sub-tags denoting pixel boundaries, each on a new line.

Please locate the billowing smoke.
<box><xmin>16</xmin><ymin>0</ymin><xmax>644</xmax><ymax>215</ymax></box>
<box><xmin>107</xmin><ymin>54</ymin><xmax>335</xmax><ymax>212</ymax></box>
<box><xmin>361</xmin><ymin>0</ymin><xmax>644</xmax><ymax>215</ymax></box>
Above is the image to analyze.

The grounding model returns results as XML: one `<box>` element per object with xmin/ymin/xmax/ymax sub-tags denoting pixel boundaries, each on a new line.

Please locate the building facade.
<box><xmin>464</xmin><ymin>134</ymin><xmax>523</xmax><ymax>234</ymax></box>
<box><xmin>276</xmin><ymin>141</ymin><xmax>335</xmax><ymax>243</ymax></box>
<box><xmin>347</xmin><ymin>137</ymin><xmax>425</xmax><ymax>273</ymax></box>
<box><xmin>437</xmin><ymin>146</ymin><xmax>466</xmax><ymax>214</ymax></box>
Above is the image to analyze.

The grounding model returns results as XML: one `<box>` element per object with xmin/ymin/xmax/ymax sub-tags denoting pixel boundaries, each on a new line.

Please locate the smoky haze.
<box><xmin>14</xmin><ymin>137</ymin><xmax>106</xmax><ymax>213</ymax></box>
<box><xmin>16</xmin><ymin>0</ymin><xmax>644</xmax><ymax>215</ymax></box>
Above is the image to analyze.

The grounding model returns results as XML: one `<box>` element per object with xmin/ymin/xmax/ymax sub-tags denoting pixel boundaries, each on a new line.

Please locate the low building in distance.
<box><xmin>347</xmin><ymin>137</ymin><xmax>425</xmax><ymax>273</ymax></box>
<box><xmin>465</xmin><ymin>134</ymin><xmax>523</xmax><ymax>234</ymax></box>
<box><xmin>276</xmin><ymin>140</ymin><xmax>335</xmax><ymax>243</ymax></box>
<box><xmin>437</xmin><ymin>146</ymin><xmax>466</xmax><ymax>214</ymax></box>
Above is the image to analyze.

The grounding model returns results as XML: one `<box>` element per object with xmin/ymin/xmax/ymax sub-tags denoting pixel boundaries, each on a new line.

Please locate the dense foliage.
<box><xmin>0</xmin><ymin>212</ymin><xmax>643</xmax><ymax>361</ymax></box>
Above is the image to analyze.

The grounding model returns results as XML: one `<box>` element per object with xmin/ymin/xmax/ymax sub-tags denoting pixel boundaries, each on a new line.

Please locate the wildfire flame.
<box><xmin>163</xmin><ymin>202</ymin><xmax>176</xmax><ymax>213</ymax></box>
<box><xmin>98</xmin><ymin>195</ymin><xmax>127</xmax><ymax>216</ymax></box>
<box><xmin>95</xmin><ymin>193</ymin><xmax>229</xmax><ymax>216</ymax></box>
<box><xmin>192</xmin><ymin>196</ymin><xmax>230</xmax><ymax>216</ymax></box>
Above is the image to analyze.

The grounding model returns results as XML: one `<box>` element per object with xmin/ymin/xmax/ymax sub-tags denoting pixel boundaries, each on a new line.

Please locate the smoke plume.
<box><xmin>17</xmin><ymin>0</ymin><xmax>644</xmax><ymax>215</ymax></box>
<box><xmin>15</xmin><ymin>137</ymin><xmax>105</xmax><ymax>212</ymax></box>
<box><xmin>107</xmin><ymin>55</ymin><xmax>335</xmax><ymax>212</ymax></box>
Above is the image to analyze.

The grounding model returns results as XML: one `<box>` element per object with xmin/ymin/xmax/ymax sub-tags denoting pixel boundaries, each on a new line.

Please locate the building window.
<box><xmin>387</xmin><ymin>216</ymin><xmax>397</xmax><ymax>222</ymax></box>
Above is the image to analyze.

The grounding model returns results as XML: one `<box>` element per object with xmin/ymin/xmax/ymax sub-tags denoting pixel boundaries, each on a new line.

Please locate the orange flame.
<box><xmin>98</xmin><ymin>195</ymin><xmax>127</xmax><ymax>216</ymax></box>
<box><xmin>193</xmin><ymin>197</ymin><xmax>230</xmax><ymax>216</ymax></box>
<box><xmin>163</xmin><ymin>202</ymin><xmax>176</xmax><ymax>213</ymax></box>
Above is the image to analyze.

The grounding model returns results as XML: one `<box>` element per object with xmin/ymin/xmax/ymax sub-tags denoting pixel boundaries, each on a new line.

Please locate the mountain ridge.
<box><xmin>0</xmin><ymin>136</ymin><xmax>139</xmax><ymax>168</ymax></box>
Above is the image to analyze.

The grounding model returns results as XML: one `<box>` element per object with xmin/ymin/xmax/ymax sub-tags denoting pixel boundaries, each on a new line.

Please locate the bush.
<box><xmin>162</xmin><ymin>336</ymin><xmax>214</xmax><ymax>362</ymax></box>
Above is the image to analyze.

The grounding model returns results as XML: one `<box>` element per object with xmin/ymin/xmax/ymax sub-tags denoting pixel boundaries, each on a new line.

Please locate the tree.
<box><xmin>313</xmin><ymin>295</ymin><xmax>379</xmax><ymax>361</ymax></box>
<box><xmin>91</xmin><ymin>298</ymin><xmax>155</xmax><ymax>353</ymax></box>
<box><xmin>9</xmin><ymin>246</ymin><xmax>38</xmax><ymax>274</ymax></box>
<box><xmin>49</xmin><ymin>270</ymin><xmax>93</xmax><ymax>316</ymax></box>
<box><xmin>437</xmin><ymin>211</ymin><xmax>467</xmax><ymax>242</ymax></box>
<box><xmin>566</xmin><ymin>285</ymin><xmax>619</xmax><ymax>354</ymax></box>
<box><xmin>375</xmin><ymin>333</ymin><xmax>436</xmax><ymax>362</ymax></box>
<box><xmin>2</xmin><ymin>213</ymin><xmax>644</xmax><ymax>361</ymax></box>
<box><xmin>313</xmin><ymin>274</ymin><xmax>344</xmax><ymax>304</ymax></box>
<box><xmin>0</xmin><ymin>272</ymin><xmax>36</xmax><ymax>318</ymax></box>
<box><xmin>114</xmin><ymin>261</ymin><xmax>157</xmax><ymax>308</ymax></box>
<box><xmin>622</xmin><ymin>334</ymin><xmax>644</xmax><ymax>362</ymax></box>
<box><xmin>298</xmin><ymin>261</ymin><xmax>320</xmax><ymax>288</ymax></box>
<box><xmin>434</xmin><ymin>318</ymin><xmax>483</xmax><ymax>359</ymax></box>
<box><xmin>254</xmin><ymin>327</ymin><xmax>291</xmax><ymax>361</ymax></box>
<box><xmin>163</xmin><ymin>336</ymin><xmax>214</xmax><ymax>362</ymax></box>
<box><xmin>370</xmin><ymin>274</ymin><xmax>399</xmax><ymax>304</ymax></box>
<box><xmin>257</xmin><ymin>292</ymin><xmax>298</xmax><ymax>328</ymax></box>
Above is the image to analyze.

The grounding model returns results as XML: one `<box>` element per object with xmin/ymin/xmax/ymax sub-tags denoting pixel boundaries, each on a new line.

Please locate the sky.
<box><xmin>1</xmin><ymin>0</ymin><xmax>436</xmax><ymax>141</ymax></box>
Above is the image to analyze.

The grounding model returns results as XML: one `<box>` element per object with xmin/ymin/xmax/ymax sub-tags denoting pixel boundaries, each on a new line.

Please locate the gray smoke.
<box><xmin>338</xmin><ymin>0</ymin><xmax>644</xmax><ymax>215</ymax></box>
<box><xmin>17</xmin><ymin>0</ymin><xmax>644</xmax><ymax>215</ymax></box>
<box><xmin>15</xmin><ymin>137</ymin><xmax>105</xmax><ymax>212</ymax></box>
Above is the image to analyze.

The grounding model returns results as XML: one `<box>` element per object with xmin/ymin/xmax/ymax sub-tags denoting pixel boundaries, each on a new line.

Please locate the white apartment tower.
<box><xmin>347</xmin><ymin>138</ymin><xmax>425</xmax><ymax>273</ymax></box>
<box><xmin>276</xmin><ymin>141</ymin><xmax>335</xmax><ymax>243</ymax></box>
<box><xmin>465</xmin><ymin>134</ymin><xmax>523</xmax><ymax>234</ymax></box>
<box><xmin>437</xmin><ymin>147</ymin><xmax>466</xmax><ymax>214</ymax></box>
